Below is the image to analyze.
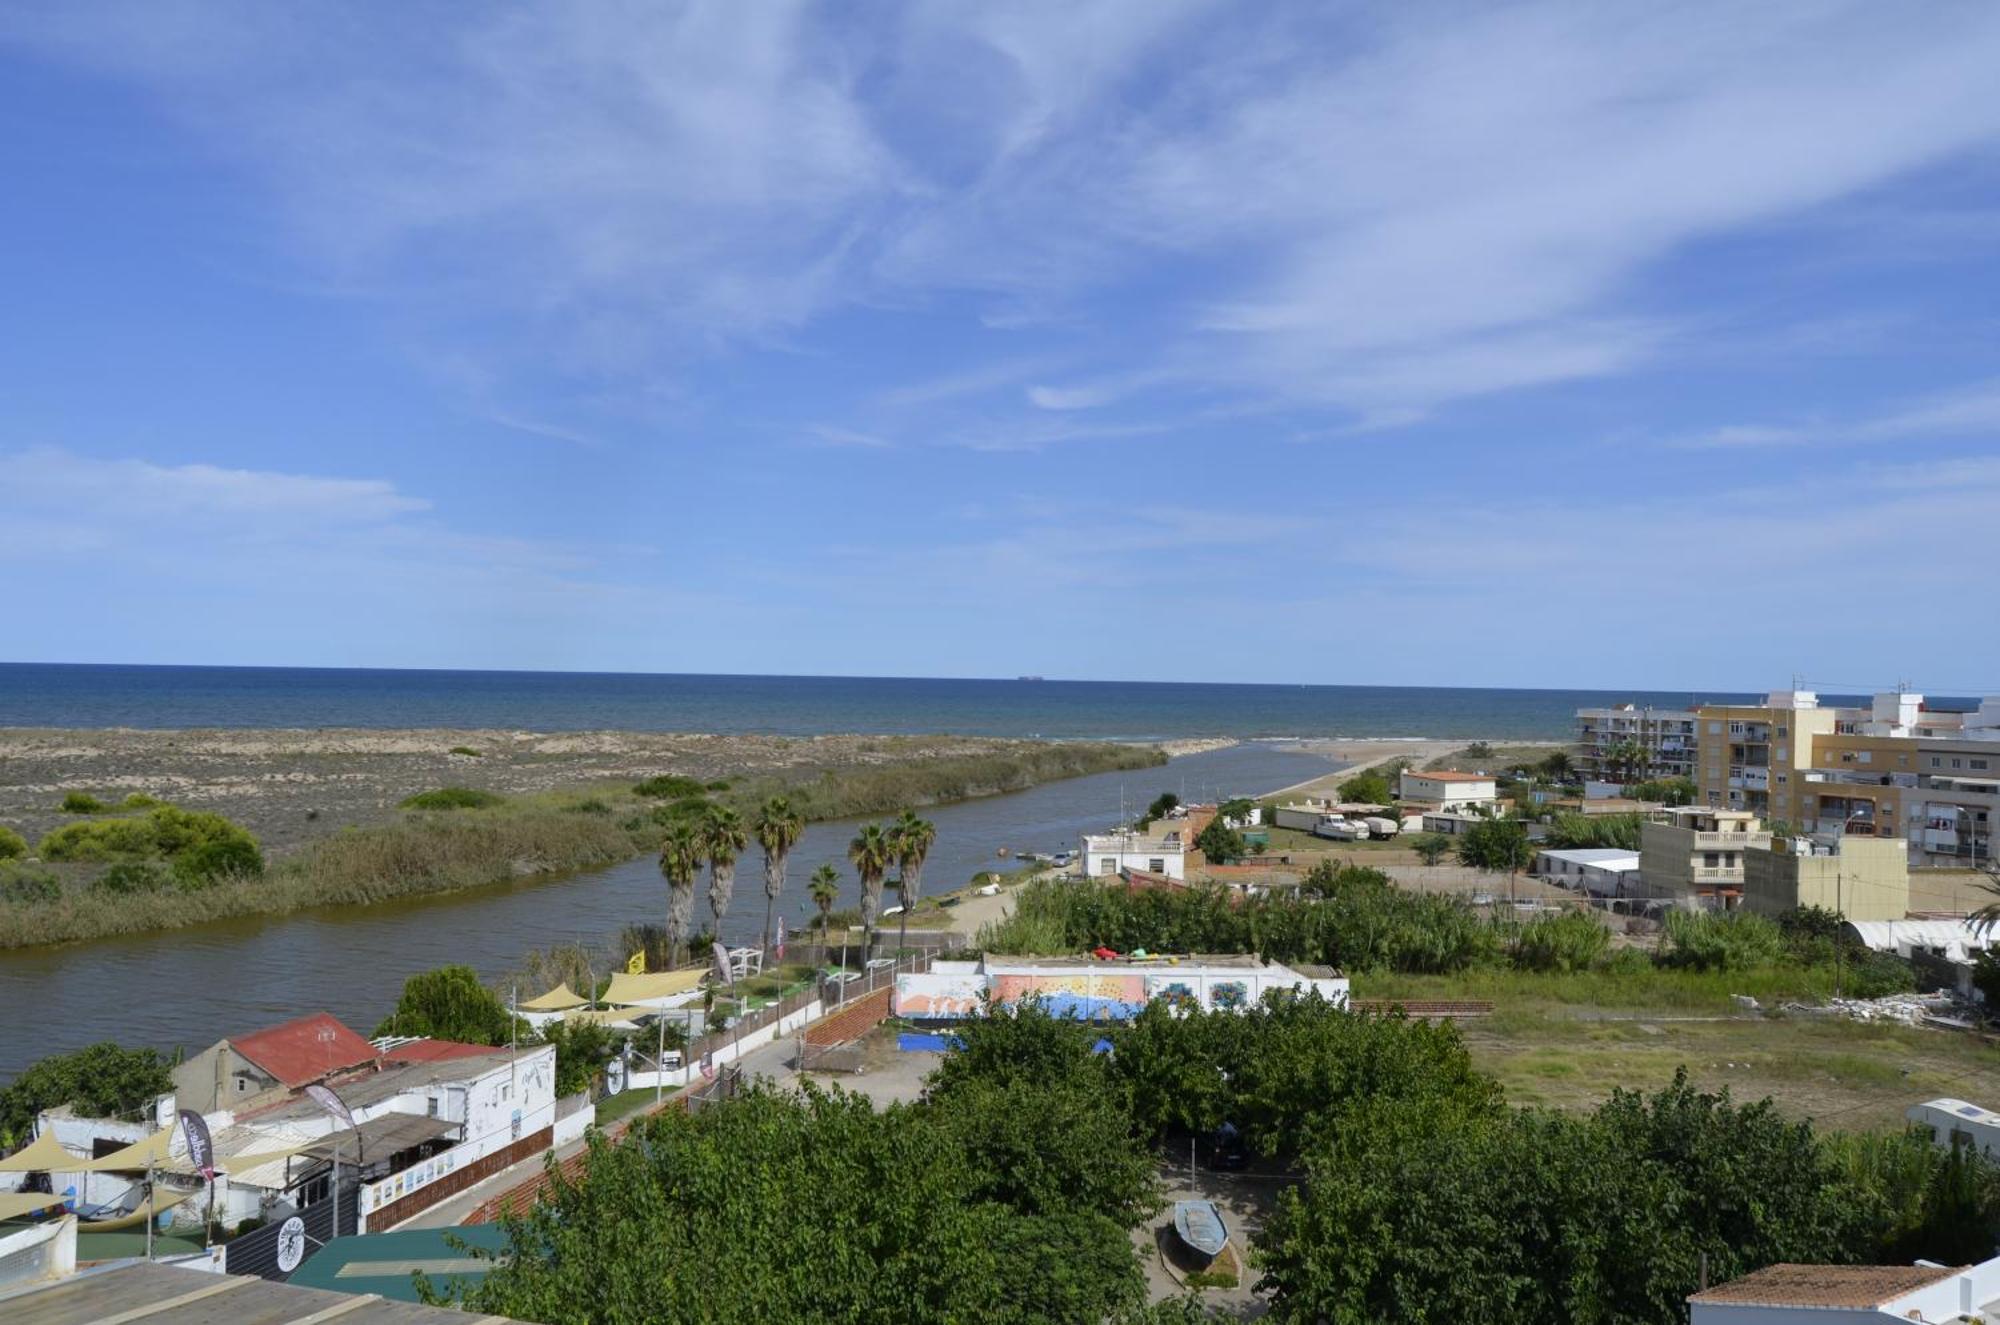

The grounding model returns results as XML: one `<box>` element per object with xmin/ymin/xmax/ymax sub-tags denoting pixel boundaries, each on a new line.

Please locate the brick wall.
<box><xmin>805</xmin><ymin>986</ymin><xmax>892</xmax><ymax>1045</ymax></box>
<box><xmin>366</xmin><ymin>1126</ymin><xmax>551</xmax><ymax>1231</ymax></box>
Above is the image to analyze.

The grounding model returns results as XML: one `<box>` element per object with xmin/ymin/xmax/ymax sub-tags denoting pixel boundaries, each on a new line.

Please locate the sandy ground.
<box><xmin>1263</xmin><ymin>737</ymin><xmax>1555</xmax><ymax>801</ymax></box>
<box><xmin>0</xmin><ymin>727</ymin><xmax>1134</xmax><ymax>856</ymax></box>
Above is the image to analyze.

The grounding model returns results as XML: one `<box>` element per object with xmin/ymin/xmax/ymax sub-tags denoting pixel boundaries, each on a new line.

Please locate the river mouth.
<box><xmin>0</xmin><ymin>741</ymin><xmax>1337</xmax><ymax>1081</ymax></box>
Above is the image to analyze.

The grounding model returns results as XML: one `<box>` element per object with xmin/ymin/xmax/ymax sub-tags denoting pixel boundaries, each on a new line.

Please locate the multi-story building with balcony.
<box><xmin>1637</xmin><ymin>807</ymin><xmax>1771</xmax><ymax>906</ymax></box>
<box><xmin>1693</xmin><ymin>690</ymin><xmax>2000</xmax><ymax>866</ymax></box>
<box><xmin>1693</xmin><ymin>691</ymin><xmax>1841</xmax><ymax>826</ymax></box>
<box><xmin>1574</xmin><ymin>704</ymin><xmax>1699</xmax><ymax>787</ymax></box>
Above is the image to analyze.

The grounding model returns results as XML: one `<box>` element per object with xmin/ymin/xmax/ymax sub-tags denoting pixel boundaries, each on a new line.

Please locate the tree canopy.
<box><xmin>0</xmin><ymin>1042</ymin><xmax>175</xmax><ymax>1149</ymax></box>
<box><xmin>374</xmin><ymin>963</ymin><xmax>521</xmax><ymax>1045</ymax></box>
<box><xmin>1454</xmin><ymin>817</ymin><xmax>1534</xmax><ymax>873</ymax></box>
<box><xmin>1336</xmin><ymin>770</ymin><xmax>1393</xmax><ymax>805</ymax></box>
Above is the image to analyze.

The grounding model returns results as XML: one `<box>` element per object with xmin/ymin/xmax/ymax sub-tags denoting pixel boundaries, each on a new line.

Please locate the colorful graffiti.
<box><xmin>1207</xmin><ymin>980</ymin><xmax>1249</xmax><ymax>1011</ymax></box>
<box><xmin>1146</xmin><ymin>977</ymin><xmax>1199</xmax><ymax>1011</ymax></box>
<box><xmin>894</xmin><ymin>973</ymin><xmax>986</xmax><ymax>1020</ymax></box>
<box><xmin>994</xmin><ymin>972</ymin><xmax>1146</xmax><ymax>1021</ymax></box>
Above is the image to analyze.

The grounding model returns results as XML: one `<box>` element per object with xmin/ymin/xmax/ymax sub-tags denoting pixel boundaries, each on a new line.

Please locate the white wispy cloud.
<box><xmin>1682</xmin><ymin>377</ymin><xmax>2000</xmax><ymax>448</ymax></box>
<box><xmin>11</xmin><ymin>2</ymin><xmax>1999</xmax><ymax>432</ymax></box>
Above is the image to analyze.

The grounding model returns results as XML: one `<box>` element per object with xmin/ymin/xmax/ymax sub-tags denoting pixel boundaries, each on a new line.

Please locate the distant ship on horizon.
<box><xmin>1016</xmin><ymin>675</ymin><xmax>1045</xmax><ymax>682</ymax></box>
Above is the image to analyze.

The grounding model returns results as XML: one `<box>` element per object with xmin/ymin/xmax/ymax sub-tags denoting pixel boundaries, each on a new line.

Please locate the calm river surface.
<box><xmin>0</xmin><ymin>742</ymin><xmax>1336</xmax><ymax>1080</ymax></box>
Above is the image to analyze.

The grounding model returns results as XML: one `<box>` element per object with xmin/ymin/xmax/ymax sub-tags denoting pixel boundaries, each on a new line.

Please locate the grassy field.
<box><xmin>1360</xmin><ymin>969</ymin><xmax>1999</xmax><ymax>1131</ymax></box>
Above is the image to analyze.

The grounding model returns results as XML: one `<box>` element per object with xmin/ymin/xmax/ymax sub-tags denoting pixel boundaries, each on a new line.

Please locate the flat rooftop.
<box><xmin>984</xmin><ymin>953</ymin><xmax>1271</xmax><ymax>971</ymax></box>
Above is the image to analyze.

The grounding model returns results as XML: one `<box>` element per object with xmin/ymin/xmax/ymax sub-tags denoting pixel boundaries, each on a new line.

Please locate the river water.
<box><xmin>0</xmin><ymin>742</ymin><xmax>1336</xmax><ymax>1080</ymax></box>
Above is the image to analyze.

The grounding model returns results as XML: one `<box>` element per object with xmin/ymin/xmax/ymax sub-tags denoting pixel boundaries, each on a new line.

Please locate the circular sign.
<box><xmin>275</xmin><ymin>1215</ymin><xmax>308</xmax><ymax>1273</ymax></box>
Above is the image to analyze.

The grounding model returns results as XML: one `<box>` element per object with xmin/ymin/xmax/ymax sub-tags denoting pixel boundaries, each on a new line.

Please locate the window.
<box><xmin>1704</xmin><ymin>852</ymin><xmax>1720</xmax><ymax>868</ymax></box>
<box><xmin>1148</xmin><ymin>858</ymin><xmax>1166</xmax><ymax>873</ymax></box>
<box><xmin>427</xmin><ymin>1097</ymin><xmax>439</xmax><ymax>1118</ymax></box>
<box><xmin>1857</xmin><ymin>752</ymin><xmax>1872</xmax><ymax>765</ymax></box>
<box><xmin>1776</xmin><ymin>774</ymin><xmax>1787</xmax><ymax>784</ymax></box>
<box><xmin>1974</xmin><ymin>760</ymin><xmax>1990</xmax><ymax>771</ymax></box>
<box><xmin>1709</xmin><ymin>722</ymin><xmax>1722</xmax><ymax>735</ymax></box>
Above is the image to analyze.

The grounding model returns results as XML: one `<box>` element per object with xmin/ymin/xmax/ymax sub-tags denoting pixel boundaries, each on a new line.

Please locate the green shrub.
<box><xmin>1511</xmin><ymin>910</ymin><xmax>1610</xmax><ymax>973</ymax></box>
<box><xmin>633</xmin><ymin>774</ymin><xmax>708</xmax><ymax>799</ymax></box>
<box><xmin>1660</xmin><ymin>909</ymin><xmax>1786</xmax><ymax>972</ymax></box>
<box><xmin>400</xmin><ymin>786</ymin><xmax>505</xmax><ymax>811</ymax></box>
<box><xmin>94</xmin><ymin>860</ymin><xmax>174</xmax><ymax>894</ymax></box>
<box><xmin>1542</xmin><ymin>812</ymin><xmax>1642</xmax><ymax>851</ymax></box>
<box><xmin>41</xmin><ymin>806</ymin><xmax>263</xmax><ymax>886</ymax></box>
<box><xmin>0</xmin><ymin>826</ymin><xmax>28</xmax><ymax>861</ymax></box>
<box><xmin>565</xmin><ymin>798</ymin><xmax>613</xmax><ymax>815</ymax></box>
<box><xmin>449</xmin><ymin>746</ymin><xmax>483</xmax><ymax>757</ymax></box>
<box><xmin>120</xmin><ymin>793</ymin><xmax>167</xmax><ymax>810</ymax></box>
<box><xmin>59</xmin><ymin>792</ymin><xmax>110</xmax><ymax>814</ymax></box>
<box><xmin>0</xmin><ymin>862</ymin><xmax>61</xmax><ymax>904</ymax></box>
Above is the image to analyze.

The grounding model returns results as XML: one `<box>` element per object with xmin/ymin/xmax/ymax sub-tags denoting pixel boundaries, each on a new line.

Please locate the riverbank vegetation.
<box><xmin>977</xmin><ymin>868</ymin><xmax>1914</xmax><ymax>1003</ymax></box>
<box><xmin>0</xmin><ymin>740</ymin><xmax>1159</xmax><ymax>950</ymax></box>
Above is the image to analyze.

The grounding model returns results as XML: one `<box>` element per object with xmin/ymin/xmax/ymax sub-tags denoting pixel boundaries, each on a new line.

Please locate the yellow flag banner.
<box><xmin>626</xmin><ymin>950</ymin><xmax>645</xmax><ymax>975</ymax></box>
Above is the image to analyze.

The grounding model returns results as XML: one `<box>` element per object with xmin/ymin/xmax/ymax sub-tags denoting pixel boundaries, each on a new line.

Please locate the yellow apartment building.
<box><xmin>1694</xmin><ymin>691</ymin><xmax>1838</xmax><ymax>827</ymax></box>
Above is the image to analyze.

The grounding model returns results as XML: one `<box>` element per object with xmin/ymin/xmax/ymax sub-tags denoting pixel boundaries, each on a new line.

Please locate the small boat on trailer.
<box><xmin>1172</xmin><ymin>1199</ymin><xmax>1228</xmax><ymax>1261</ymax></box>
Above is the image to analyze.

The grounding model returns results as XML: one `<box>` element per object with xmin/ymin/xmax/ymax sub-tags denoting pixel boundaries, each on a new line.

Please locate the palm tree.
<box><xmin>888</xmin><ymin>810</ymin><xmax>936</xmax><ymax>961</ymax></box>
<box><xmin>658</xmin><ymin>820</ymin><xmax>703</xmax><ymax>967</ymax></box>
<box><xmin>1969</xmin><ymin>863</ymin><xmax>2000</xmax><ymax>936</ymax></box>
<box><xmin>754</xmin><ymin>796</ymin><xmax>805</xmax><ymax>959</ymax></box>
<box><xmin>848</xmin><ymin>823</ymin><xmax>892</xmax><ymax>959</ymax></box>
<box><xmin>701</xmin><ymin>803</ymin><xmax>748</xmax><ymax>942</ymax></box>
<box><xmin>808</xmin><ymin>863</ymin><xmax>841</xmax><ymax>969</ymax></box>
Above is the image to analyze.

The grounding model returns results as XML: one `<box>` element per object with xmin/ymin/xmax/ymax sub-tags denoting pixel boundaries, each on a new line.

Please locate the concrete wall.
<box><xmin>1909</xmin><ymin>869</ymin><xmax>1996</xmax><ymax>914</ymax></box>
<box><xmin>1740</xmin><ymin>838</ymin><xmax>1910</xmax><ymax>921</ymax></box>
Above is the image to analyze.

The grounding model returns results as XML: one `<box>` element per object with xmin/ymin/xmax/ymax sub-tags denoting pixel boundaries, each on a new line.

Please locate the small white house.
<box><xmin>1400</xmin><ymin>769</ymin><xmax>1500</xmax><ymax>809</ymax></box>
<box><xmin>1081</xmin><ymin>830</ymin><xmax>1187</xmax><ymax>880</ymax></box>
<box><xmin>1533</xmin><ymin>848</ymin><xmax>1641</xmax><ymax>897</ymax></box>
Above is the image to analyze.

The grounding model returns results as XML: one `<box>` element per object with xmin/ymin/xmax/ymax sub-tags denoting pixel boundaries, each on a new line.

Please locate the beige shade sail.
<box><xmin>0</xmin><ymin>1129</ymin><xmax>82</xmax><ymax>1172</ymax></box>
<box><xmin>520</xmin><ymin>982</ymin><xmax>588</xmax><ymax>1011</ymax></box>
<box><xmin>78</xmin><ymin>1128</ymin><xmax>181</xmax><ymax>1172</ymax></box>
<box><xmin>601</xmin><ymin>968</ymin><xmax>705</xmax><ymax>1006</ymax></box>
<box><xmin>0</xmin><ymin>1189</ymin><xmax>69</xmax><ymax>1220</ymax></box>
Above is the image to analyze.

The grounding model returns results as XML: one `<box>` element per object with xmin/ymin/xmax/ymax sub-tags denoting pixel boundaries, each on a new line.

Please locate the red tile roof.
<box><xmin>1688</xmin><ymin>1262</ymin><xmax>1958</xmax><ymax>1308</ymax></box>
<box><xmin>230</xmin><ymin>1012</ymin><xmax>379</xmax><ymax>1087</ymax></box>
<box><xmin>381</xmin><ymin>1038</ymin><xmax>501</xmax><ymax>1063</ymax></box>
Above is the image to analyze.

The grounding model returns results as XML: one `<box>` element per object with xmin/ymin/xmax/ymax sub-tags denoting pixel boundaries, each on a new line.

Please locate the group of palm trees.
<box><xmin>656</xmin><ymin>795</ymin><xmax>936</xmax><ymax>972</ymax></box>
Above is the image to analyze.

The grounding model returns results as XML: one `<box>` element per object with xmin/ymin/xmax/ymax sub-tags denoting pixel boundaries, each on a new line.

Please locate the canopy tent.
<box><xmin>77</xmin><ymin>1185</ymin><xmax>193</xmax><ymax>1232</ymax></box>
<box><xmin>559</xmin><ymin>1008</ymin><xmax>641</xmax><ymax>1030</ymax></box>
<box><xmin>0</xmin><ymin>1129</ymin><xmax>80</xmax><ymax>1172</ymax></box>
<box><xmin>519</xmin><ymin>982</ymin><xmax>587</xmax><ymax>1012</ymax></box>
<box><xmin>0</xmin><ymin>1189</ymin><xmax>67</xmax><ymax>1221</ymax></box>
<box><xmin>601</xmin><ymin>967</ymin><xmax>706</xmax><ymax>1007</ymax></box>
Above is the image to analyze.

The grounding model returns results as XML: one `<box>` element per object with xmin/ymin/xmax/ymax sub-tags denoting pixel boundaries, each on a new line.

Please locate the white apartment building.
<box><xmin>1574</xmin><ymin>704</ymin><xmax>1699</xmax><ymax>786</ymax></box>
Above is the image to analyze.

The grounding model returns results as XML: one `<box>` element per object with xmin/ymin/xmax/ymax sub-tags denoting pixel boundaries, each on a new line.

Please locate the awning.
<box><xmin>0</xmin><ymin>1189</ymin><xmax>67</xmax><ymax>1220</ymax></box>
<box><xmin>0</xmin><ymin>1129</ymin><xmax>81</xmax><ymax>1172</ymax></box>
<box><xmin>301</xmin><ymin>1114</ymin><xmax>459</xmax><ymax>1163</ymax></box>
<box><xmin>78</xmin><ymin>1128</ymin><xmax>180</xmax><ymax>1172</ymax></box>
<box><xmin>601</xmin><ymin>968</ymin><xmax>705</xmax><ymax>1007</ymax></box>
<box><xmin>559</xmin><ymin>1008</ymin><xmax>640</xmax><ymax>1029</ymax></box>
<box><xmin>520</xmin><ymin>982</ymin><xmax>587</xmax><ymax>1011</ymax></box>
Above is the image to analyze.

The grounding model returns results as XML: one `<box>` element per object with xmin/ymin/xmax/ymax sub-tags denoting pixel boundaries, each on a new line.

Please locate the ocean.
<box><xmin>0</xmin><ymin>663</ymin><xmax>1772</xmax><ymax>739</ymax></box>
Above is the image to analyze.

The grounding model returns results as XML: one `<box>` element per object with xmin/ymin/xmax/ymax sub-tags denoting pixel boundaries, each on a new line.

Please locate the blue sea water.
<box><xmin>0</xmin><ymin>663</ymin><xmax>1775</xmax><ymax>740</ymax></box>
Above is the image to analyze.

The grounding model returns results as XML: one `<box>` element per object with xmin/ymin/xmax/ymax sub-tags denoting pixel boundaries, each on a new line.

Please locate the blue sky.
<box><xmin>3</xmin><ymin>2</ymin><xmax>1999</xmax><ymax>692</ymax></box>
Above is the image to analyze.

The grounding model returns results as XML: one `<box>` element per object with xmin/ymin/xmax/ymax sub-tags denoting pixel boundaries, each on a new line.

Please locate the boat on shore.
<box><xmin>1172</xmin><ymin>1199</ymin><xmax>1227</xmax><ymax>1261</ymax></box>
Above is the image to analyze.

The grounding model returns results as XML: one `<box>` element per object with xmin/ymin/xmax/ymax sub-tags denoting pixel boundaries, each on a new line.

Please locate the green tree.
<box><xmin>0</xmin><ymin>1043</ymin><xmax>175</xmax><ymax>1149</ymax></box>
<box><xmin>808</xmin><ymin>863</ymin><xmax>843</xmax><ymax>968</ymax></box>
<box><xmin>888</xmin><ymin>809</ymin><xmax>936</xmax><ymax>958</ymax></box>
<box><xmin>848</xmin><ymin>822</ymin><xmax>893</xmax><ymax>957</ymax></box>
<box><xmin>1195</xmin><ymin>817</ymin><xmax>1246</xmax><ymax>864</ymax></box>
<box><xmin>1410</xmin><ymin>831</ymin><xmax>1453</xmax><ymax>866</ymax></box>
<box><xmin>1454</xmin><ymin>817</ymin><xmax>1533</xmax><ymax>874</ymax></box>
<box><xmin>753</xmin><ymin>796</ymin><xmax>804</xmax><ymax>957</ymax></box>
<box><xmin>536</xmin><ymin>1017</ymin><xmax>621</xmax><ymax>1098</ymax></box>
<box><xmin>1336</xmin><ymin>770</ymin><xmax>1393</xmax><ymax>805</ymax></box>
<box><xmin>658</xmin><ymin>820</ymin><xmax>703</xmax><ymax>966</ymax></box>
<box><xmin>1543</xmin><ymin>811</ymin><xmax>1642</xmax><ymax>851</ymax></box>
<box><xmin>1537</xmin><ymin>750</ymin><xmax>1575</xmax><ymax>782</ymax></box>
<box><xmin>700</xmin><ymin>803</ymin><xmax>747</xmax><ymax>936</ymax></box>
<box><xmin>1138</xmin><ymin>792</ymin><xmax>1180</xmax><ymax>830</ymax></box>
<box><xmin>375</xmin><ymin>964</ymin><xmax>521</xmax><ymax>1045</ymax></box>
